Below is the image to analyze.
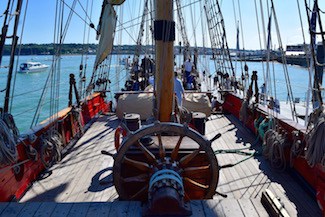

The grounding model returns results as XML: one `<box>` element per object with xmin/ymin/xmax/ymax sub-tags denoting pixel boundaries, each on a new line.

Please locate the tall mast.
<box><xmin>3</xmin><ymin>0</ymin><xmax>23</xmax><ymax>113</ymax></box>
<box><xmin>0</xmin><ymin>0</ymin><xmax>11</xmax><ymax>65</ymax></box>
<box><xmin>154</xmin><ymin>0</ymin><xmax>175</xmax><ymax>122</ymax></box>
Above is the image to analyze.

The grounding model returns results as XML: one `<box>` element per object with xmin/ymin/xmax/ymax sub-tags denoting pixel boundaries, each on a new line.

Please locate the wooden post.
<box><xmin>154</xmin><ymin>0</ymin><xmax>175</xmax><ymax>122</ymax></box>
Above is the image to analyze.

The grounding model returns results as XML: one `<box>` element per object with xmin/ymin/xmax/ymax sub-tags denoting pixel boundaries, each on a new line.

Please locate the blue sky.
<box><xmin>1</xmin><ymin>0</ymin><xmax>324</xmax><ymax>49</ymax></box>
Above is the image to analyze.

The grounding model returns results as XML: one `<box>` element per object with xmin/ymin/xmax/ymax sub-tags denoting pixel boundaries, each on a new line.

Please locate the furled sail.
<box><xmin>94</xmin><ymin>3</ymin><xmax>117</xmax><ymax>69</ymax></box>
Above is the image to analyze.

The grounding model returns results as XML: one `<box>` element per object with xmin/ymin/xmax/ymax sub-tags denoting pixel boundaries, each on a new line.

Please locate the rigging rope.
<box><xmin>270</xmin><ymin>1</ymin><xmax>298</xmax><ymax>122</ymax></box>
<box><xmin>253</xmin><ymin>0</ymin><xmax>266</xmax><ymax>83</ymax></box>
<box><xmin>9</xmin><ymin>0</ymin><xmax>29</xmax><ymax>113</ymax></box>
<box><xmin>59</xmin><ymin>0</ymin><xmax>95</xmax><ymax>31</ymax></box>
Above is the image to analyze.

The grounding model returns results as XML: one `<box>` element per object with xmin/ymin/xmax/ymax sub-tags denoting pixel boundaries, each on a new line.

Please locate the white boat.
<box><xmin>18</xmin><ymin>62</ymin><xmax>49</xmax><ymax>73</ymax></box>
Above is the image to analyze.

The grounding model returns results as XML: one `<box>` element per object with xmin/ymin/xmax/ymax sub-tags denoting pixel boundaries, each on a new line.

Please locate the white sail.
<box><xmin>94</xmin><ymin>3</ymin><xmax>117</xmax><ymax>69</ymax></box>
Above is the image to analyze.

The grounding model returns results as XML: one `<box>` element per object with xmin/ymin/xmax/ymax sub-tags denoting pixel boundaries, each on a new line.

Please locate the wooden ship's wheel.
<box><xmin>113</xmin><ymin>122</ymin><xmax>219</xmax><ymax>215</ymax></box>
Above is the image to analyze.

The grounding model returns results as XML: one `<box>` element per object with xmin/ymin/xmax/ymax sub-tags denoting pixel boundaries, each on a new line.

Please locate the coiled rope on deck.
<box><xmin>239</xmin><ymin>99</ymin><xmax>249</xmax><ymax>124</ymax></box>
<box><xmin>72</xmin><ymin>106</ymin><xmax>84</xmax><ymax>136</ymax></box>
<box><xmin>0</xmin><ymin>118</ymin><xmax>18</xmax><ymax>166</ymax></box>
<box><xmin>40</xmin><ymin>130</ymin><xmax>63</xmax><ymax>169</ymax></box>
<box><xmin>263</xmin><ymin>129</ymin><xmax>288</xmax><ymax>171</ymax></box>
<box><xmin>289</xmin><ymin>130</ymin><xmax>303</xmax><ymax>167</ymax></box>
<box><xmin>305</xmin><ymin>111</ymin><xmax>325</xmax><ymax>167</ymax></box>
<box><xmin>2</xmin><ymin>113</ymin><xmax>20</xmax><ymax>141</ymax></box>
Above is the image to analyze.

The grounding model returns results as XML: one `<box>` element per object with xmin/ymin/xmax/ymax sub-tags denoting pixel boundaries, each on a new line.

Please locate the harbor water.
<box><xmin>0</xmin><ymin>54</ymin><xmax>322</xmax><ymax>132</ymax></box>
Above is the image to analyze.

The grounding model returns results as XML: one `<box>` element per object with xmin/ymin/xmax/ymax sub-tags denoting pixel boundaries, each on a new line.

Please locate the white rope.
<box><xmin>290</xmin><ymin>131</ymin><xmax>303</xmax><ymax>167</ymax></box>
<box><xmin>263</xmin><ymin>129</ymin><xmax>287</xmax><ymax>171</ymax></box>
<box><xmin>0</xmin><ymin>118</ymin><xmax>18</xmax><ymax>166</ymax></box>
<box><xmin>305</xmin><ymin>110</ymin><xmax>325</xmax><ymax>167</ymax></box>
<box><xmin>40</xmin><ymin>133</ymin><xmax>62</xmax><ymax>169</ymax></box>
<box><xmin>239</xmin><ymin>99</ymin><xmax>249</xmax><ymax>124</ymax></box>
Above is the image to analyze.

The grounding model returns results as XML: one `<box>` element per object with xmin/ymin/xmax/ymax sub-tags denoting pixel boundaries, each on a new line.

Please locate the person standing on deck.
<box><xmin>213</xmin><ymin>74</ymin><xmax>219</xmax><ymax>89</ymax></box>
<box><xmin>174</xmin><ymin>71</ymin><xmax>185</xmax><ymax>107</ymax></box>
<box><xmin>184</xmin><ymin>58</ymin><xmax>193</xmax><ymax>89</ymax></box>
<box><xmin>132</xmin><ymin>58</ymin><xmax>140</xmax><ymax>81</ymax></box>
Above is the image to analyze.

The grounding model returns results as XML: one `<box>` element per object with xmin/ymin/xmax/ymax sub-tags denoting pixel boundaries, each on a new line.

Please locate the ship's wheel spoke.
<box><xmin>123</xmin><ymin>157</ymin><xmax>151</xmax><ymax>172</ymax></box>
<box><xmin>179</xmin><ymin>149</ymin><xmax>201</xmax><ymax>168</ymax></box>
<box><xmin>122</xmin><ymin>174</ymin><xmax>149</xmax><ymax>183</ymax></box>
<box><xmin>135</xmin><ymin>140</ymin><xmax>158</xmax><ymax>166</ymax></box>
<box><xmin>171</xmin><ymin>135</ymin><xmax>184</xmax><ymax>161</ymax></box>
<box><xmin>113</xmin><ymin>122</ymin><xmax>219</xmax><ymax>200</ymax></box>
<box><xmin>130</xmin><ymin>185</ymin><xmax>148</xmax><ymax>200</ymax></box>
<box><xmin>184</xmin><ymin>177</ymin><xmax>209</xmax><ymax>189</ymax></box>
<box><xmin>157</xmin><ymin>134</ymin><xmax>165</xmax><ymax>159</ymax></box>
<box><xmin>182</xmin><ymin>165</ymin><xmax>210</xmax><ymax>177</ymax></box>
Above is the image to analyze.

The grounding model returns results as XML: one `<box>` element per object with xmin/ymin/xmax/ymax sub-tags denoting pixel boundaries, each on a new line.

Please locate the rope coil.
<box><xmin>289</xmin><ymin>130</ymin><xmax>303</xmax><ymax>167</ymax></box>
<box><xmin>72</xmin><ymin>106</ymin><xmax>84</xmax><ymax>136</ymax></box>
<box><xmin>239</xmin><ymin>99</ymin><xmax>249</xmax><ymax>124</ymax></box>
<box><xmin>0</xmin><ymin>118</ymin><xmax>18</xmax><ymax>166</ymax></box>
<box><xmin>305</xmin><ymin>111</ymin><xmax>325</xmax><ymax>167</ymax></box>
<box><xmin>263</xmin><ymin>129</ymin><xmax>288</xmax><ymax>171</ymax></box>
<box><xmin>40</xmin><ymin>130</ymin><xmax>63</xmax><ymax>169</ymax></box>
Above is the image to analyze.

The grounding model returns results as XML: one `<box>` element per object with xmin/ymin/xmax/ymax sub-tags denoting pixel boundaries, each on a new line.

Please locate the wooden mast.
<box><xmin>154</xmin><ymin>0</ymin><xmax>175</xmax><ymax>122</ymax></box>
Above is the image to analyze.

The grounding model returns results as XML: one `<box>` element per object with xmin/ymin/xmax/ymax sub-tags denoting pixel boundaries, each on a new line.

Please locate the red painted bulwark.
<box><xmin>222</xmin><ymin>92</ymin><xmax>325</xmax><ymax>199</ymax></box>
<box><xmin>0</xmin><ymin>93</ymin><xmax>109</xmax><ymax>202</ymax></box>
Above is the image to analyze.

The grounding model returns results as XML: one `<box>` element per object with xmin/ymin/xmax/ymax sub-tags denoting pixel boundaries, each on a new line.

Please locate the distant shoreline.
<box><xmin>2</xmin><ymin>43</ymin><xmax>262</xmax><ymax>56</ymax></box>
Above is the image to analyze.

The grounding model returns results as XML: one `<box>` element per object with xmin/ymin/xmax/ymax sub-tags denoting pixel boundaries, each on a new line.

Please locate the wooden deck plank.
<box><xmin>216</xmin><ymin>117</ymin><xmax>265</xmax><ymax>199</ymax></box>
<box><xmin>17</xmin><ymin>202</ymin><xmax>42</xmax><ymax>217</ymax></box>
<box><xmin>211</xmin><ymin>114</ymin><xmax>320</xmax><ymax>216</ymax></box>
<box><xmin>249</xmin><ymin>199</ymin><xmax>269</xmax><ymax>217</ymax></box>
<box><xmin>108</xmin><ymin>201</ymin><xmax>129</xmax><ymax>217</ymax></box>
<box><xmin>237</xmin><ymin>199</ymin><xmax>259</xmax><ymax>217</ymax></box>
<box><xmin>219</xmin><ymin>199</ymin><xmax>244</xmax><ymax>216</ymax></box>
<box><xmin>32</xmin><ymin>202</ymin><xmax>57</xmax><ymax>217</ymax></box>
<box><xmin>80</xmin><ymin>146</ymin><xmax>115</xmax><ymax>202</ymax></box>
<box><xmin>85</xmin><ymin>202</ymin><xmax>112</xmax><ymax>217</ymax></box>
<box><xmin>50</xmin><ymin>203</ymin><xmax>73</xmax><ymax>217</ymax></box>
<box><xmin>0</xmin><ymin>202</ymin><xmax>25</xmax><ymax>217</ymax></box>
<box><xmin>221</xmin><ymin>116</ymin><xmax>301</xmax><ymax>215</ymax></box>
<box><xmin>23</xmin><ymin>121</ymin><xmax>105</xmax><ymax>201</ymax></box>
<box><xmin>126</xmin><ymin>201</ymin><xmax>142</xmax><ymax>217</ymax></box>
<box><xmin>190</xmin><ymin>200</ymin><xmax>205</xmax><ymax>217</ymax></box>
<box><xmin>21</xmin><ymin>117</ymin><xmax>118</xmax><ymax>203</ymax></box>
<box><xmin>17</xmin><ymin>114</ymin><xmax>322</xmax><ymax>216</ymax></box>
<box><xmin>67</xmin><ymin>203</ymin><xmax>90</xmax><ymax>217</ymax></box>
<box><xmin>209</xmin><ymin>115</ymin><xmax>257</xmax><ymax>199</ymax></box>
<box><xmin>206</xmin><ymin>116</ymin><xmax>237</xmax><ymax>199</ymax></box>
<box><xmin>59</xmin><ymin>121</ymin><xmax>114</xmax><ymax>202</ymax></box>
<box><xmin>0</xmin><ymin>203</ymin><xmax>9</xmax><ymax>216</ymax></box>
<box><xmin>202</xmin><ymin>199</ymin><xmax>225</xmax><ymax>217</ymax></box>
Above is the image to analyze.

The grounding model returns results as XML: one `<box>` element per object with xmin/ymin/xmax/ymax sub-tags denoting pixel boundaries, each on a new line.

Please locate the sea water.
<box><xmin>0</xmin><ymin>55</ymin><xmax>127</xmax><ymax>132</ymax></box>
<box><xmin>0</xmin><ymin>54</ymin><xmax>321</xmax><ymax>132</ymax></box>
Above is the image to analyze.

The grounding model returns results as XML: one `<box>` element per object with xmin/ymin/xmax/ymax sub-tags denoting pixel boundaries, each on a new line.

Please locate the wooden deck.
<box><xmin>1</xmin><ymin>114</ymin><xmax>321</xmax><ymax>216</ymax></box>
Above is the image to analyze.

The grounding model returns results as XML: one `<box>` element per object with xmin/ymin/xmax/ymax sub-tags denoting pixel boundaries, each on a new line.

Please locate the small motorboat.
<box><xmin>19</xmin><ymin>61</ymin><xmax>49</xmax><ymax>73</ymax></box>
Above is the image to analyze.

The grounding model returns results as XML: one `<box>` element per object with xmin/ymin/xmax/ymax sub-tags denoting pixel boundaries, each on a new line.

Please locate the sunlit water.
<box><xmin>0</xmin><ymin>54</ymin><xmax>322</xmax><ymax>132</ymax></box>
